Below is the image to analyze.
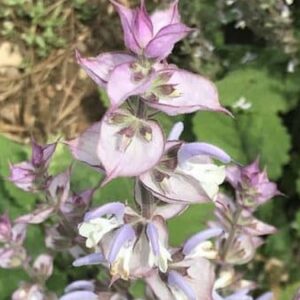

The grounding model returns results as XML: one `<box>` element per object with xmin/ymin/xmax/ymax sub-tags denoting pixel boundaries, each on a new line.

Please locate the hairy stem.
<box><xmin>220</xmin><ymin>205</ymin><xmax>243</xmax><ymax>261</ymax></box>
<box><xmin>134</xmin><ymin>98</ymin><xmax>155</xmax><ymax>218</ymax></box>
<box><xmin>136</xmin><ymin>99</ymin><xmax>146</xmax><ymax>119</ymax></box>
<box><xmin>134</xmin><ymin>179</ymin><xmax>155</xmax><ymax>219</ymax></box>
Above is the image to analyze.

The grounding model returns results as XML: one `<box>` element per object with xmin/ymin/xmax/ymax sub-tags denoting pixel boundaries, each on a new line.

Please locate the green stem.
<box><xmin>135</xmin><ymin>178</ymin><xmax>154</xmax><ymax>219</ymax></box>
<box><xmin>220</xmin><ymin>205</ymin><xmax>243</xmax><ymax>261</ymax></box>
<box><xmin>136</xmin><ymin>98</ymin><xmax>146</xmax><ymax>119</ymax></box>
<box><xmin>134</xmin><ymin>99</ymin><xmax>155</xmax><ymax>218</ymax></box>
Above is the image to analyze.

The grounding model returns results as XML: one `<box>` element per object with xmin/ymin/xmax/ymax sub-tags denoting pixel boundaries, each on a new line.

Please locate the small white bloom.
<box><xmin>226</xmin><ymin>0</ymin><xmax>235</xmax><ymax>6</ymax></box>
<box><xmin>287</xmin><ymin>59</ymin><xmax>298</xmax><ymax>73</ymax></box>
<box><xmin>281</xmin><ymin>5</ymin><xmax>290</xmax><ymax>18</ymax></box>
<box><xmin>179</xmin><ymin>161</ymin><xmax>225</xmax><ymax>200</ymax></box>
<box><xmin>232</xmin><ymin>97</ymin><xmax>252</xmax><ymax>111</ymax></box>
<box><xmin>110</xmin><ymin>241</ymin><xmax>134</xmax><ymax>280</ymax></box>
<box><xmin>235</xmin><ymin>20</ymin><xmax>246</xmax><ymax>29</ymax></box>
<box><xmin>185</xmin><ymin>240</ymin><xmax>218</xmax><ymax>260</ymax></box>
<box><xmin>79</xmin><ymin>217</ymin><xmax>121</xmax><ymax>248</ymax></box>
<box><xmin>148</xmin><ymin>240</ymin><xmax>172</xmax><ymax>273</ymax></box>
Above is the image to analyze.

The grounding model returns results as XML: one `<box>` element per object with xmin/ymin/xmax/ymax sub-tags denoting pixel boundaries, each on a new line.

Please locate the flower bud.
<box><xmin>0</xmin><ymin>214</ymin><xmax>12</xmax><ymax>242</ymax></box>
<box><xmin>226</xmin><ymin>159</ymin><xmax>281</xmax><ymax>208</ymax></box>
<box><xmin>8</xmin><ymin>162</ymin><xmax>36</xmax><ymax>192</ymax></box>
<box><xmin>12</xmin><ymin>283</ymin><xmax>45</xmax><ymax>300</ymax></box>
<box><xmin>0</xmin><ymin>247</ymin><xmax>26</xmax><ymax>269</ymax></box>
<box><xmin>31</xmin><ymin>141</ymin><xmax>56</xmax><ymax>169</ymax></box>
<box><xmin>8</xmin><ymin>141</ymin><xmax>56</xmax><ymax>192</ymax></box>
<box><xmin>33</xmin><ymin>254</ymin><xmax>53</xmax><ymax>281</ymax></box>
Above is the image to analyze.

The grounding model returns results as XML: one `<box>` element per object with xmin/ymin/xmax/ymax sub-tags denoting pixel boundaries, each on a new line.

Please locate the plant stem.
<box><xmin>135</xmin><ymin>179</ymin><xmax>154</xmax><ymax>219</ymax></box>
<box><xmin>134</xmin><ymin>99</ymin><xmax>154</xmax><ymax>218</ymax></box>
<box><xmin>220</xmin><ymin>205</ymin><xmax>243</xmax><ymax>261</ymax></box>
<box><xmin>136</xmin><ymin>98</ymin><xmax>146</xmax><ymax>119</ymax></box>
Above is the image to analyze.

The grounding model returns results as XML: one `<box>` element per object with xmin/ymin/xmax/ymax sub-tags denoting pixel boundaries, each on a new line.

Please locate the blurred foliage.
<box><xmin>1</xmin><ymin>0</ymin><xmax>66</xmax><ymax>57</ymax></box>
<box><xmin>1</xmin><ymin>0</ymin><xmax>300</xmax><ymax>299</ymax></box>
<box><xmin>192</xmin><ymin>67</ymin><xmax>294</xmax><ymax>179</ymax></box>
<box><xmin>0</xmin><ymin>133</ymin><xmax>215</xmax><ymax>298</ymax></box>
<box><xmin>0</xmin><ymin>269</ymin><xmax>27</xmax><ymax>299</ymax></box>
<box><xmin>194</xmin><ymin>111</ymin><xmax>290</xmax><ymax>179</ymax></box>
<box><xmin>0</xmin><ymin>0</ymin><xmax>97</xmax><ymax>57</ymax></box>
<box><xmin>0</xmin><ymin>135</ymin><xmax>36</xmax><ymax>218</ymax></box>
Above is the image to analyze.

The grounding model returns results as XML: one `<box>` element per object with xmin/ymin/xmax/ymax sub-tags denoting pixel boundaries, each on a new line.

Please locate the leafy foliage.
<box><xmin>1</xmin><ymin>0</ymin><xmax>300</xmax><ymax>298</ymax></box>
<box><xmin>168</xmin><ymin>203</ymin><xmax>214</xmax><ymax>246</ymax></box>
<box><xmin>193</xmin><ymin>111</ymin><xmax>290</xmax><ymax>179</ymax></box>
<box><xmin>193</xmin><ymin>68</ymin><xmax>292</xmax><ymax>179</ymax></box>
<box><xmin>217</xmin><ymin>68</ymin><xmax>293</xmax><ymax>114</ymax></box>
<box><xmin>0</xmin><ymin>136</ymin><xmax>36</xmax><ymax>218</ymax></box>
<box><xmin>0</xmin><ymin>269</ymin><xmax>27</xmax><ymax>300</ymax></box>
<box><xmin>280</xmin><ymin>281</ymin><xmax>300</xmax><ymax>300</ymax></box>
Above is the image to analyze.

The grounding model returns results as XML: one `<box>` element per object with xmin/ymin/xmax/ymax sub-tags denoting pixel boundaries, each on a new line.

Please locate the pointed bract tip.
<box><xmin>221</xmin><ymin>107</ymin><xmax>234</xmax><ymax>118</ymax></box>
<box><xmin>168</xmin><ymin>121</ymin><xmax>184</xmax><ymax>141</ymax></box>
<box><xmin>100</xmin><ymin>173</ymin><xmax>115</xmax><ymax>187</ymax></box>
<box><xmin>75</xmin><ymin>48</ymin><xmax>83</xmax><ymax>64</ymax></box>
<box><xmin>110</xmin><ymin>0</ymin><xmax>126</xmax><ymax>9</ymax></box>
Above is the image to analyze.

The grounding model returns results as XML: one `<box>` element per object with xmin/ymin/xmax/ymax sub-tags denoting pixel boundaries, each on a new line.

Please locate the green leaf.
<box><xmin>24</xmin><ymin>225</ymin><xmax>46</xmax><ymax>257</ymax></box>
<box><xmin>95</xmin><ymin>177</ymin><xmax>134</xmax><ymax>205</ymax></box>
<box><xmin>0</xmin><ymin>269</ymin><xmax>27</xmax><ymax>299</ymax></box>
<box><xmin>72</xmin><ymin>164</ymin><xmax>102</xmax><ymax>190</ymax></box>
<box><xmin>263</xmin><ymin>226</ymin><xmax>292</xmax><ymax>262</ymax></box>
<box><xmin>0</xmin><ymin>177</ymin><xmax>37</xmax><ymax>219</ymax></box>
<box><xmin>280</xmin><ymin>281</ymin><xmax>300</xmax><ymax>300</ymax></box>
<box><xmin>0</xmin><ymin>135</ymin><xmax>28</xmax><ymax>175</ymax></box>
<box><xmin>192</xmin><ymin>111</ymin><xmax>290</xmax><ymax>179</ymax></box>
<box><xmin>216</xmin><ymin>68</ymin><xmax>290</xmax><ymax>114</ymax></box>
<box><xmin>47</xmin><ymin>267</ymin><xmax>68</xmax><ymax>295</ymax></box>
<box><xmin>168</xmin><ymin>203</ymin><xmax>214</xmax><ymax>246</ymax></box>
<box><xmin>0</xmin><ymin>135</ymin><xmax>36</xmax><ymax>218</ymax></box>
<box><xmin>130</xmin><ymin>280</ymin><xmax>145</xmax><ymax>298</ymax></box>
<box><xmin>48</xmin><ymin>143</ymin><xmax>73</xmax><ymax>174</ymax></box>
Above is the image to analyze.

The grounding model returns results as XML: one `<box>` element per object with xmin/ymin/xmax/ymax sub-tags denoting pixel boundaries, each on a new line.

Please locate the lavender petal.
<box><xmin>73</xmin><ymin>253</ymin><xmax>104</xmax><ymax>267</ymax></box>
<box><xmin>107</xmin><ymin>224</ymin><xmax>135</xmax><ymax>263</ymax></box>
<box><xmin>183</xmin><ymin>228</ymin><xmax>223</xmax><ymax>255</ymax></box>
<box><xmin>178</xmin><ymin>142</ymin><xmax>231</xmax><ymax>164</ymax></box>
<box><xmin>84</xmin><ymin>202</ymin><xmax>125</xmax><ymax>222</ymax></box>
<box><xmin>168</xmin><ymin>271</ymin><xmax>196</xmax><ymax>300</ymax></box>
<box><xmin>146</xmin><ymin>223</ymin><xmax>160</xmax><ymax>256</ymax></box>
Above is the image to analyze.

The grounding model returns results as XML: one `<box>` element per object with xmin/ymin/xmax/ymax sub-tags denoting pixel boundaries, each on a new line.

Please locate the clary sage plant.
<box><xmin>3</xmin><ymin>1</ymin><xmax>285</xmax><ymax>299</ymax></box>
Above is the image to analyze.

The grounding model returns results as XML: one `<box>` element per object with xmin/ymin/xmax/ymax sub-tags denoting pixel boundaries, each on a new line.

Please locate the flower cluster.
<box><xmin>0</xmin><ymin>214</ymin><xmax>27</xmax><ymax>269</ymax></box>
<box><xmin>12</xmin><ymin>254</ymin><xmax>56</xmax><ymax>300</ymax></box>
<box><xmin>8</xmin><ymin>140</ymin><xmax>56</xmax><ymax>192</ymax></box>
<box><xmin>4</xmin><ymin>1</ymin><xmax>280</xmax><ymax>299</ymax></box>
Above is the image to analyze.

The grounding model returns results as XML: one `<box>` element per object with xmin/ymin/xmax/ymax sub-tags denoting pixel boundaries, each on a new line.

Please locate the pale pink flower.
<box><xmin>111</xmin><ymin>0</ymin><xmax>191</xmax><ymax>60</ymax></box>
<box><xmin>226</xmin><ymin>159</ymin><xmax>281</xmax><ymax>208</ymax></box>
<box><xmin>140</xmin><ymin>123</ymin><xmax>230</xmax><ymax>203</ymax></box>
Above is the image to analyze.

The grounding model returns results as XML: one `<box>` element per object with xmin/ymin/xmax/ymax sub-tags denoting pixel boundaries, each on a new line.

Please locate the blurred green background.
<box><xmin>0</xmin><ymin>0</ymin><xmax>300</xmax><ymax>299</ymax></box>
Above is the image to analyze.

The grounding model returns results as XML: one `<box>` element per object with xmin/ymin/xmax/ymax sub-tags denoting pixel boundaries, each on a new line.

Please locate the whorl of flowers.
<box><xmin>4</xmin><ymin>1</ymin><xmax>281</xmax><ymax>299</ymax></box>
